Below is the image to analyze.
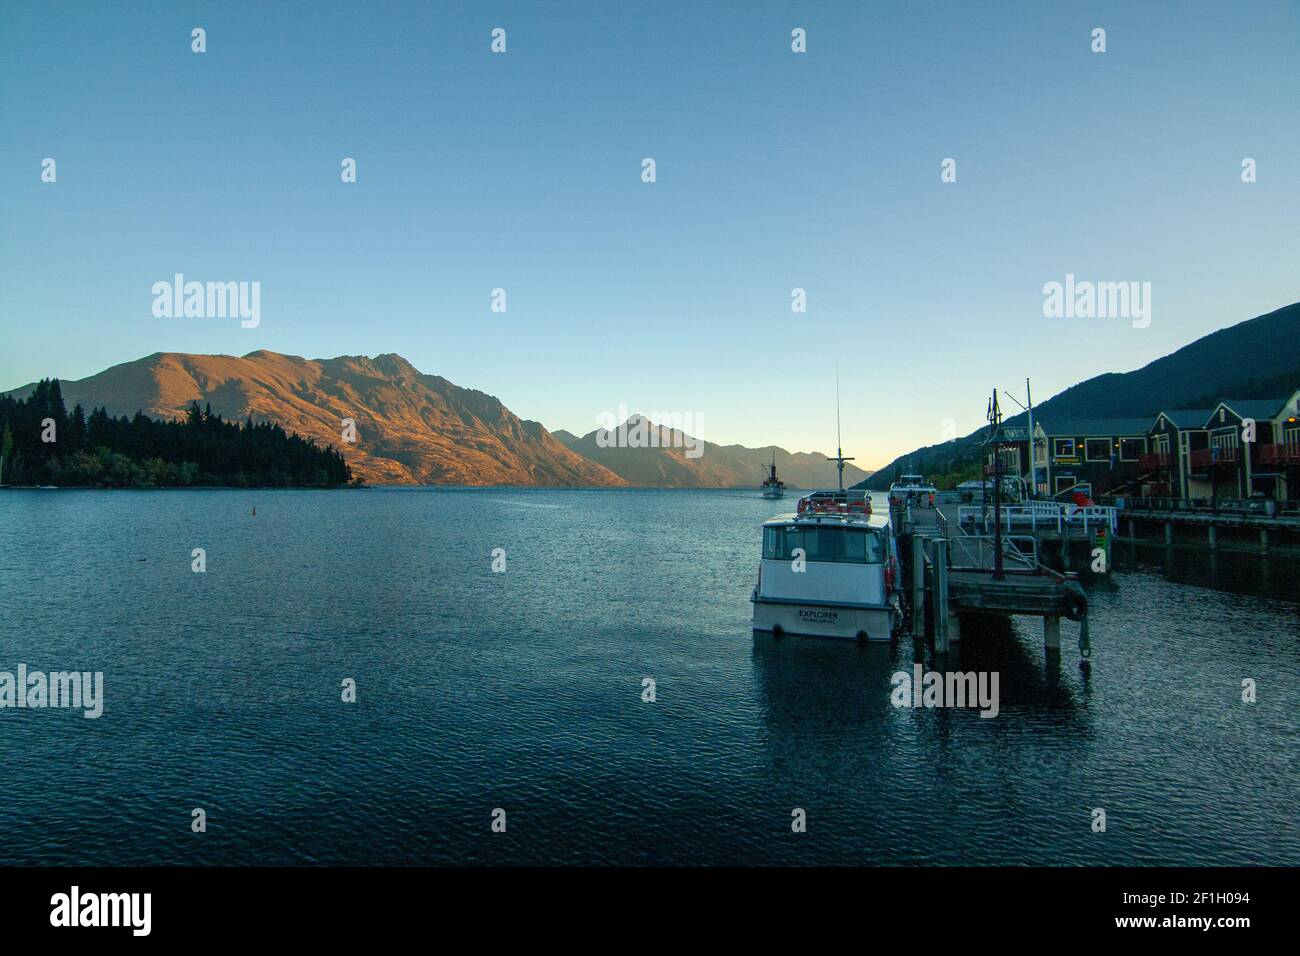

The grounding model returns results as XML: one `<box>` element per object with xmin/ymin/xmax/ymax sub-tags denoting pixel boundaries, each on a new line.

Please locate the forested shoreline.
<box><xmin>0</xmin><ymin>379</ymin><xmax>352</xmax><ymax>488</ymax></box>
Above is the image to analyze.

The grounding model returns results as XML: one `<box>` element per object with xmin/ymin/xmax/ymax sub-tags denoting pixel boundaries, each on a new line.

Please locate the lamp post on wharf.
<box><xmin>985</xmin><ymin>389</ymin><xmax>1007</xmax><ymax>581</ymax></box>
<box><xmin>1001</xmin><ymin>377</ymin><xmax>1036</xmax><ymax>498</ymax></box>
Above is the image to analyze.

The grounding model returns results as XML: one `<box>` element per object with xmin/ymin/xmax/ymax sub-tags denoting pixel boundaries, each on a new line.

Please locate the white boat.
<box><xmin>750</xmin><ymin>491</ymin><xmax>902</xmax><ymax>642</ymax></box>
<box><xmin>760</xmin><ymin>453</ymin><xmax>785</xmax><ymax>499</ymax></box>
<box><xmin>887</xmin><ymin>473</ymin><xmax>937</xmax><ymax>505</ymax></box>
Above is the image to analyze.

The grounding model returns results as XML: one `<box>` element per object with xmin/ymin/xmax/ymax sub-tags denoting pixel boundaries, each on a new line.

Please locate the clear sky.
<box><xmin>2</xmin><ymin>0</ymin><xmax>1297</xmax><ymax>469</ymax></box>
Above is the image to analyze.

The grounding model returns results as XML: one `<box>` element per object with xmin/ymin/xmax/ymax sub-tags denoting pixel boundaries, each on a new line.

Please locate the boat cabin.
<box><xmin>753</xmin><ymin>495</ymin><xmax>899</xmax><ymax>640</ymax></box>
<box><xmin>888</xmin><ymin>474</ymin><xmax>937</xmax><ymax>503</ymax></box>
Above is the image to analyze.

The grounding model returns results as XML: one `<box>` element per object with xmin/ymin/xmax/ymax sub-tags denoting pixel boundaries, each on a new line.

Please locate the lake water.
<box><xmin>0</xmin><ymin>487</ymin><xmax>1296</xmax><ymax>865</ymax></box>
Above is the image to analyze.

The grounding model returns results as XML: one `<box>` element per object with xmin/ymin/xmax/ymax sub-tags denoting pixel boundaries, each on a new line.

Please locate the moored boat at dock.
<box><xmin>750</xmin><ymin>490</ymin><xmax>901</xmax><ymax>641</ymax></box>
<box><xmin>888</xmin><ymin>473</ymin><xmax>937</xmax><ymax>506</ymax></box>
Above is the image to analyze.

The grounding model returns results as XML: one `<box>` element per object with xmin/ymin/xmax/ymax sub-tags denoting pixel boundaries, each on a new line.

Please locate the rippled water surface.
<box><xmin>1</xmin><ymin>487</ymin><xmax>1296</xmax><ymax>865</ymax></box>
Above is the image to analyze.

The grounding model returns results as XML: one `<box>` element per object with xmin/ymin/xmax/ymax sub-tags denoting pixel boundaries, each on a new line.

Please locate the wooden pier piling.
<box><xmin>933</xmin><ymin>538</ymin><xmax>950</xmax><ymax>654</ymax></box>
<box><xmin>911</xmin><ymin>534</ymin><xmax>925</xmax><ymax>638</ymax></box>
<box><xmin>1044</xmin><ymin>616</ymin><xmax>1061</xmax><ymax>652</ymax></box>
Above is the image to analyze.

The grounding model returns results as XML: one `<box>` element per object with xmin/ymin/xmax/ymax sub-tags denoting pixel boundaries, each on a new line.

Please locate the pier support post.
<box><xmin>947</xmin><ymin>612</ymin><xmax>961</xmax><ymax>645</ymax></box>
<box><xmin>1164</xmin><ymin>522</ymin><xmax>1173</xmax><ymax>545</ymax></box>
<box><xmin>1260</xmin><ymin>529</ymin><xmax>1269</xmax><ymax>553</ymax></box>
<box><xmin>933</xmin><ymin>539</ymin><xmax>949</xmax><ymax>654</ymax></box>
<box><xmin>1128</xmin><ymin>519</ymin><xmax>1136</xmax><ymax>539</ymax></box>
<box><xmin>1044</xmin><ymin>616</ymin><xmax>1061</xmax><ymax>652</ymax></box>
<box><xmin>1208</xmin><ymin>525</ymin><xmax>1217</xmax><ymax>549</ymax></box>
<box><xmin>911</xmin><ymin>535</ymin><xmax>925</xmax><ymax>637</ymax></box>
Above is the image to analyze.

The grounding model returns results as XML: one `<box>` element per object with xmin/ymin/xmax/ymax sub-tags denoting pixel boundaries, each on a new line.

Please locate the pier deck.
<box><xmin>898</xmin><ymin>501</ymin><xmax>1089</xmax><ymax>658</ymax></box>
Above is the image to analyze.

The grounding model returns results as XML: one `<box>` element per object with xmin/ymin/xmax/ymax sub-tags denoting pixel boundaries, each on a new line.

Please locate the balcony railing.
<box><xmin>1189</xmin><ymin>446</ymin><xmax>1239</xmax><ymax>469</ymax></box>
<box><xmin>1138</xmin><ymin>452</ymin><xmax>1169</xmax><ymax>470</ymax></box>
<box><xmin>1259</xmin><ymin>443</ymin><xmax>1300</xmax><ymax>467</ymax></box>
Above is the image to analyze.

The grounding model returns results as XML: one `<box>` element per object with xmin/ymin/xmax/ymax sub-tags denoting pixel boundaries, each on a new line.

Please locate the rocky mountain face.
<box><xmin>5</xmin><ymin>352</ymin><xmax>876</xmax><ymax>488</ymax></box>
<box><xmin>5</xmin><ymin>351</ymin><xmax>626</xmax><ymax>486</ymax></box>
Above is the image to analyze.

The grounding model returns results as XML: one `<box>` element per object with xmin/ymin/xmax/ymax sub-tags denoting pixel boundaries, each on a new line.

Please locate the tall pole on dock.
<box><xmin>837</xmin><ymin>369</ymin><xmax>843</xmax><ymax>491</ymax></box>
<box><xmin>1025</xmin><ymin>377</ymin><xmax>1036</xmax><ymax>499</ymax></box>
<box><xmin>988</xmin><ymin>389</ymin><xmax>1006</xmax><ymax>580</ymax></box>
<box><xmin>832</xmin><ymin>367</ymin><xmax>854</xmax><ymax>493</ymax></box>
<box><xmin>1003</xmin><ymin>380</ymin><xmax>1037</xmax><ymax>499</ymax></box>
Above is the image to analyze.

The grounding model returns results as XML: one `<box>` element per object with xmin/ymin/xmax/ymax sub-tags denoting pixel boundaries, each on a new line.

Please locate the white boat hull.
<box><xmin>761</xmin><ymin>489</ymin><xmax>784</xmax><ymax>499</ymax></box>
<box><xmin>751</xmin><ymin>595</ymin><xmax>896</xmax><ymax>642</ymax></box>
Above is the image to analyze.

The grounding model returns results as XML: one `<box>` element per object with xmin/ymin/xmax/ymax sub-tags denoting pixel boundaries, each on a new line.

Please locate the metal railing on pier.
<box><xmin>947</xmin><ymin>533</ymin><xmax>1040</xmax><ymax>573</ymax></box>
<box><xmin>957</xmin><ymin>501</ymin><xmax>1118</xmax><ymax>535</ymax></box>
<box><xmin>1112</xmin><ymin>496</ymin><xmax>1300</xmax><ymax>520</ymax></box>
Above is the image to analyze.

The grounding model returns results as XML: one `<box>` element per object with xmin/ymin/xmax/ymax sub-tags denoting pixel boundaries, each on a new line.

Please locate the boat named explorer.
<box><xmin>751</xmin><ymin>490</ymin><xmax>901</xmax><ymax>642</ymax></box>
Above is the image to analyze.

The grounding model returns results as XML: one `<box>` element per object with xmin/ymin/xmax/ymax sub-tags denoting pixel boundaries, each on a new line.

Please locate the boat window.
<box><xmin>842</xmin><ymin>530</ymin><xmax>867</xmax><ymax>562</ymax></box>
<box><xmin>763</xmin><ymin>526</ymin><xmax>882</xmax><ymax>563</ymax></box>
<box><xmin>806</xmin><ymin>528</ymin><xmax>836</xmax><ymax>561</ymax></box>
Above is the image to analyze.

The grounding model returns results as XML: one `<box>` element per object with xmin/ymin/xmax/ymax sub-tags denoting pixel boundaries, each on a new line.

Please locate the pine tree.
<box><xmin>0</xmin><ymin>421</ymin><xmax>12</xmax><ymax>486</ymax></box>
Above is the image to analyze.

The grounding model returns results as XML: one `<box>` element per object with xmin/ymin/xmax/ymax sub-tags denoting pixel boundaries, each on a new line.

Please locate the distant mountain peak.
<box><xmin>568</xmin><ymin>418</ymin><xmax>871</xmax><ymax>489</ymax></box>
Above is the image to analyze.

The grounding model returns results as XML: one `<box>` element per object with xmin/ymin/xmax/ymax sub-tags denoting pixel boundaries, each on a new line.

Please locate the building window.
<box><xmin>1084</xmin><ymin>438</ymin><xmax>1112</xmax><ymax>462</ymax></box>
<box><xmin>1119</xmin><ymin>438</ymin><xmax>1143</xmax><ymax>461</ymax></box>
<box><xmin>1053</xmin><ymin>438</ymin><xmax>1076</xmax><ymax>459</ymax></box>
<box><xmin>1054</xmin><ymin>474</ymin><xmax>1075</xmax><ymax>494</ymax></box>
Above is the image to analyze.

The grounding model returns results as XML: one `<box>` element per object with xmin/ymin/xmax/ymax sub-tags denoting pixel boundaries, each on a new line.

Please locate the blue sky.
<box><xmin>2</xmin><ymin>0</ymin><xmax>1297</xmax><ymax>468</ymax></box>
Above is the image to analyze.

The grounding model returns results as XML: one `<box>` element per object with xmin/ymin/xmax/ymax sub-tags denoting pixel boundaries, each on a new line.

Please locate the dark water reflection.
<box><xmin>0</xmin><ymin>488</ymin><xmax>1295</xmax><ymax>865</ymax></box>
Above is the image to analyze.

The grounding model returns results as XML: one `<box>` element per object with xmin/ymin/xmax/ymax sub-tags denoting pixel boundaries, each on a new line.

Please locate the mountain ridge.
<box><xmin>3</xmin><ymin>352</ymin><xmax>872</xmax><ymax>489</ymax></box>
<box><xmin>858</xmin><ymin>301</ymin><xmax>1300</xmax><ymax>490</ymax></box>
<box><xmin>3</xmin><ymin>351</ymin><xmax>625</xmax><ymax>487</ymax></box>
<box><xmin>556</xmin><ymin>415</ymin><xmax>872</xmax><ymax>488</ymax></box>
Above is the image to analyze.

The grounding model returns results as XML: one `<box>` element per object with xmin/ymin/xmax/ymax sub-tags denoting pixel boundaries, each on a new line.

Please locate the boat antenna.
<box><xmin>830</xmin><ymin>365</ymin><xmax>854</xmax><ymax>492</ymax></box>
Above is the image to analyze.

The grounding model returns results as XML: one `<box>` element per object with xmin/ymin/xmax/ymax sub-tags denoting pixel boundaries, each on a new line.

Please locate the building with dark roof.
<box><xmin>1032</xmin><ymin>417</ymin><xmax>1153</xmax><ymax>497</ymax></box>
<box><xmin>1193</xmin><ymin>392</ymin><xmax>1300</xmax><ymax>499</ymax></box>
<box><xmin>975</xmin><ymin>388</ymin><xmax>1300</xmax><ymax>503</ymax></box>
<box><xmin>1141</xmin><ymin>409</ymin><xmax>1214</xmax><ymax>499</ymax></box>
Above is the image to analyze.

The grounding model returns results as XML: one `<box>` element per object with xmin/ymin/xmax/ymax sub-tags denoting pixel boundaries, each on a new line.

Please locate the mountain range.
<box><xmin>12</xmin><ymin>301</ymin><xmax>1296</xmax><ymax>489</ymax></box>
<box><xmin>2</xmin><ymin>351</ymin><xmax>866</xmax><ymax>488</ymax></box>
<box><xmin>554</xmin><ymin>417</ymin><xmax>870</xmax><ymax>489</ymax></box>
<box><xmin>858</xmin><ymin>301</ymin><xmax>1300</xmax><ymax>490</ymax></box>
<box><xmin>3</xmin><ymin>351</ymin><xmax>621</xmax><ymax>486</ymax></box>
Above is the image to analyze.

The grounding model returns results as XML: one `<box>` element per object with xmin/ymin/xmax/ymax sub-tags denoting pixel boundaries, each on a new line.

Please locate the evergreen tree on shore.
<box><xmin>0</xmin><ymin>381</ymin><xmax>352</xmax><ymax>488</ymax></box>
